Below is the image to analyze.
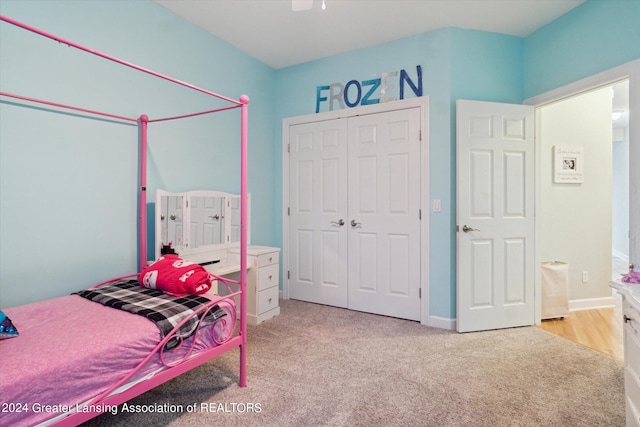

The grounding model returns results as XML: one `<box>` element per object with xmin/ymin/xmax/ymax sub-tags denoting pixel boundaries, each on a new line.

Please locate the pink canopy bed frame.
<box><xmin>0</xmin><ymin>14</ymin><xmax>248</xmax><ymax>426</ymax></box>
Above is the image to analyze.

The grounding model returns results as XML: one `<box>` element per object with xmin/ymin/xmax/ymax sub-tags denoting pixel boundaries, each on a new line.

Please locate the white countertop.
<box><xmin>229</xmin><ymin>245</ymin><xmax>280</xmax><ymax>256</ymax></box>
<box><xmin>611</xmin><ymin>279</ymin><xmax>640</xmax><ymax>312</ymax></box>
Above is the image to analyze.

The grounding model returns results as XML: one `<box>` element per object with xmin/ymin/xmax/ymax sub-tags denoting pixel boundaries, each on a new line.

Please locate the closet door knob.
<box><xmin>351</xmin><ymin>220</ymin><xmax>361</xmax><ymax>227</ymax></box>
<box><xmin>331</xmin><ymin>219</ymin><xmax>345</xmax><ymax>226</ymax></box>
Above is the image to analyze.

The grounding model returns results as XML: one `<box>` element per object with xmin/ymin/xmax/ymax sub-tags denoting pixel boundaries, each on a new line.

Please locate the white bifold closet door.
<box><xmin>289</xmin><ymin>107</ymin><xmax>421</xmax><ymax>321</ymax></box>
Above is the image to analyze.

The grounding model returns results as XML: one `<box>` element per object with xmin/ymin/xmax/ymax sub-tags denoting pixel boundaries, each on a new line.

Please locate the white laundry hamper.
<box><xmin>541</xmin><ymin>261</ymin><xmax>570</xmax><ymax>320</ymax></box>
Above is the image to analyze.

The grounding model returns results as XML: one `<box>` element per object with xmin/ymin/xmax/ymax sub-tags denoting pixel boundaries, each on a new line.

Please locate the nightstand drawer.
<box><xmin>626</xmin><ymin>364</ymin><xmax>640</xmax><ymax>427</ymax></box>
<box><xmin>626</xmin><ymin>309</ymin><xmax>640</xmax><ymax>340</ymax></box>
<box><xmin>257</xmin><ymin>264</ymin><xmax>279</xmax><ymax>291</ymax></box>
<box><xmin>256</xmin><ymin>251</ymin><xmax>278</xmax><ymax>268</ymax></box>
<box><xmin>257</xmin><ymin>286</ymin><xmax>279</xmax><ymax>314</ymax></box>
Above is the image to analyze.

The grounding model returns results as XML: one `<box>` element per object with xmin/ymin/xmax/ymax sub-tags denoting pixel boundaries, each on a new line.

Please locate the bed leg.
<box><xmin>239</xmin><ymin>95</ymin><xmax>249</xmax><ymax>389</ymax></box>
<box><xmin>240</xmin><ymin>342</ymin><xmax>247</xmax><ymax>387</ymax></box>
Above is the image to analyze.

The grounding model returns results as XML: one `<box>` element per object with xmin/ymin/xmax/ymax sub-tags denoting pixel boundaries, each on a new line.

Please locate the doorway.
<box><xmin>534</xmin><ymin>78</ymin><xmax>630</xmax><ymax>358</ymax></box>
<box><xmin>526</xmin><ymin>60</ymin><xmax>639</xmax><ymax>325</ymax></box>
<box><xmin>536</xmin><ymin>85</ymin><xmax>615</xmax><ymax>309</ymax></box>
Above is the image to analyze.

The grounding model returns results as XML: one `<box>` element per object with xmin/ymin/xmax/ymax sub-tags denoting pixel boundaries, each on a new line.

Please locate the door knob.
<box><xmin>462</xmin><ymin>225</ymin><xmax>479</xmax><ymax>233</ymax></box>
<box><xmin>351</xmin><ymin>220</ymin><xmax>361</xmax><ymax>227</ymax></box>
<box><xmin>331</xmin><ymin>219</ymin><xmax>345</xmax><ymax>226</ymax></box>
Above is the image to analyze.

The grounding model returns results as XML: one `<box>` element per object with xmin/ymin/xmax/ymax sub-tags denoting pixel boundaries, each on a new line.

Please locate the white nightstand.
<box><xmin>612</xmin><ymin>280</ymin><xmax>640</xmax><ymax>426</ymax></box>
<box><xmin>229</xmin><ymin>246</ymin><xmax>281</xmax><ymax>325</ymax></box>
<box><xmin>623</xmin><ymin>295</ymin><xmax>640</xmax><ymax>426</ymax></box>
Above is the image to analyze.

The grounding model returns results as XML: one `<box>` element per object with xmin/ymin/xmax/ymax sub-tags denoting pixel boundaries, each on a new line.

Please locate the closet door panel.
<box><xmin>348</xmin><ymin>108</ymin><xmax>421</xmax><ymax>321</ymax></box>
<box><xmin>289</xmin><ymin>120</ymin><xmax>348</xmax><ymax>307</ymax></box>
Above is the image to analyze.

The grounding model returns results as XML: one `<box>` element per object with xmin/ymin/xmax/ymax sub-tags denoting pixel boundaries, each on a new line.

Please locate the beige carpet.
<box><xmin>83</xmin><ymin>299</ymin><xmax>625</xmax><ymax>427</ymax></box>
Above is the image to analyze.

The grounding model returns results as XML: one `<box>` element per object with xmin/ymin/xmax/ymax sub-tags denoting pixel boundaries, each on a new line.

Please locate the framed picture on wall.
<box><xmin>553</xmin><ymin>145</ymin><xmax>584</xmax><ymax>183</ymax></box>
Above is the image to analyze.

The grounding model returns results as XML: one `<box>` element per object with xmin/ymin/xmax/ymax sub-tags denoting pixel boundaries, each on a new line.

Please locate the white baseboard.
<box><xmin>432</xmin><ymin>298</ymin><xmax>614</xmax><ymax>331</ymax></box>
<box><xmin>424</xmin><ymin>315</ymin><xmax>456</xmax><ymax>330</ymax></box>
<box><xmin>612</xmin><ymin>249</ymin><xmax>629</xmax><ymax>262</ymax></box>
<box><xmin>569</xmin><ymin>296</ymin><xmax>616</xmax><ymax>311</ymax></box>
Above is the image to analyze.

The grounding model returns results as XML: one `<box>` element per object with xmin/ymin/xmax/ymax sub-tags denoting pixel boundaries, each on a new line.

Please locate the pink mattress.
<box><xmin>0</xmin><ymin>293</ymin><xmax>235</xmax><ymax>427</ymax></box>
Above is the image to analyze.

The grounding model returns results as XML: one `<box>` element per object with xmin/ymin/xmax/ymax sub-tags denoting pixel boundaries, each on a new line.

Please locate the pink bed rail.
<box><xmin>93</xmin><ymin>283</ymin><xmax>239</xmax><ymax>399</ymax></box>
<box><xmin>0</xmin><ymin>15</ymin><xmax>242</xmax><ymax>106</ymax></box>
<box><xmin>0</xmin><ymin>12</ymin><xmax>249</xmax><ymax>423</ymax></box>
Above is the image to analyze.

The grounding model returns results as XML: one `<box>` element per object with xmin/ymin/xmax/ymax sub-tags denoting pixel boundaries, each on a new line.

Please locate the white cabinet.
<box><xmin>230</xmin><ymin>246</ymin><xmax>280</xmax><ymax>325</ymax></box>
<box><xmin>612</xmin><ymin>280</ymin><xmax>640</xmax><ymax>426</ymax></box>
<box><xmin>623</xmin><ymin>295</ymin><xmax>640</xmax><ymax>427</ymax></box>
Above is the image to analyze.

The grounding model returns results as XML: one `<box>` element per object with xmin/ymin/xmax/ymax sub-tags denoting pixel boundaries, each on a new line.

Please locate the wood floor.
<box><xmin>537</xmin><ymin>307</ymin><xmax>624</xmax><ymax>359</ymax></box>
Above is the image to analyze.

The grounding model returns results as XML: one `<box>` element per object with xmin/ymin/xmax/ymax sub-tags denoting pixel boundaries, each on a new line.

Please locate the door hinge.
<box><xmin>419</xmin><ymin>209</ymin><xmax>421</xmax><ymax>220</ymax></box>
<box><xmin>419</xmin><ymin>130</ymin><xmax>422</xmax><ymax>141</ymax></box>
<box><xmin>288</xmin><ymin>270</ymin><xmax>290</xmax><ymax>279</ymax></box>
<box><xmin>287</xmin><ymin>144</ymin><xmax>290</xmax><ymax>153</ymax></box>
<box><xmin>288</xmin><ymin>207</ymin><xmax>290</xmax><ymax>216</ymax></box>
<box><xmin>419</xmin><ymin>288</ymin><xmax>421</xmax><ymax>299</ymax></box>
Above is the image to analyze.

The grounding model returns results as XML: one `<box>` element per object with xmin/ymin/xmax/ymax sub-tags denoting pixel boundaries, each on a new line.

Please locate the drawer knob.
<box><xmin>269</xmin><ymin>257</ymin><xmax>273</xmax><ymax>262</ymax></box>
<box><xmin>624</xmin><ymin>315</ymin><xmax>632</xmax><ymax>323</ymax></box>
<box><xmin>269</xmin><ymin>275</ymin><xmax>273</xmax><ymax>280</ymax></box>
<box><xmin>268</xmin><ymin>298</ymin><xmax>272</xmax><ymax>303</ymax></box>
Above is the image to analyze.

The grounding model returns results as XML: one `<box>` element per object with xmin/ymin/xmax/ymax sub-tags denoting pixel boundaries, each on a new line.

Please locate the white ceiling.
<box><xmin>155</xmin><ymin>0</ymin><xmax>586</xmax><ymax>70</ymax></box>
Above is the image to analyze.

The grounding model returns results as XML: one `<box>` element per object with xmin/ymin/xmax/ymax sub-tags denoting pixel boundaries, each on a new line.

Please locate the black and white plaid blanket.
<box><xmin>75</xmin><ymin>279</ymin><xmax>227</xmax><ymax>350</ymax></box>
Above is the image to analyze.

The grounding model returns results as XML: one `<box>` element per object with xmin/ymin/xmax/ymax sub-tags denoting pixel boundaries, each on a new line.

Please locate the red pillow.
<box><xmin>140</xmin><ymin>255</ymin><xmax>212</xmax><ymax>296</ymax></box>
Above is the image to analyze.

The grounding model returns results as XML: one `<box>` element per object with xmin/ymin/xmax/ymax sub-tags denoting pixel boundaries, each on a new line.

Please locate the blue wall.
<box><xmin>524</xmin><ymin>0</ymin><xmax>640</xmax><ymax>98</ymax></box>
<box><xmin>0</xmin><ymin>0</ymin><xmax>275</xmax><ymax>307</ymax></box>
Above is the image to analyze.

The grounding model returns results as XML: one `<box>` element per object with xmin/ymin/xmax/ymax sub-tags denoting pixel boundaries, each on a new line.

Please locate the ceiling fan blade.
<box><xmin>292</xmin><ymin>0</ymin><xmax>313</xmax><ymax>11</ymax></box>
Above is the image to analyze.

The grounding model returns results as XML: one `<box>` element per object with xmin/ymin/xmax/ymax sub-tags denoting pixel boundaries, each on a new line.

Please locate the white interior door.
<box><xmin>289</xmin><ymin>119</ymin><xmax>349</xmax><ymax>307</ymax></box>
<box><xmin>347</xmin><ymin>108</ymin><xmax>422</xmax><ymax>321</ymax></box>
<box><xmin>456</xmin><ymin>100</ymin><xmax>535</xmax><ymax>332</ymax></box>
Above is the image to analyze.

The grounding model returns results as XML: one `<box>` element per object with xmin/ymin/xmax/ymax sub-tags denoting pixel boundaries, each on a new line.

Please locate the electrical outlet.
<box><xmin>582</xmin><ymin>271</ymin><xmax>589</xmax><ymax>283</ymax></box>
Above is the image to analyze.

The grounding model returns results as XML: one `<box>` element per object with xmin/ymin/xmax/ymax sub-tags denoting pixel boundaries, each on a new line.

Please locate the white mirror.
<box><xmin>155</xmin><ymin>189</ymin><xmax>250</xmax><ymax>260</ymax></box>
<box><xmin>158</xmin><ymin>194</ymin><xmax>184</xmax><ymax>250</ymax></box>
